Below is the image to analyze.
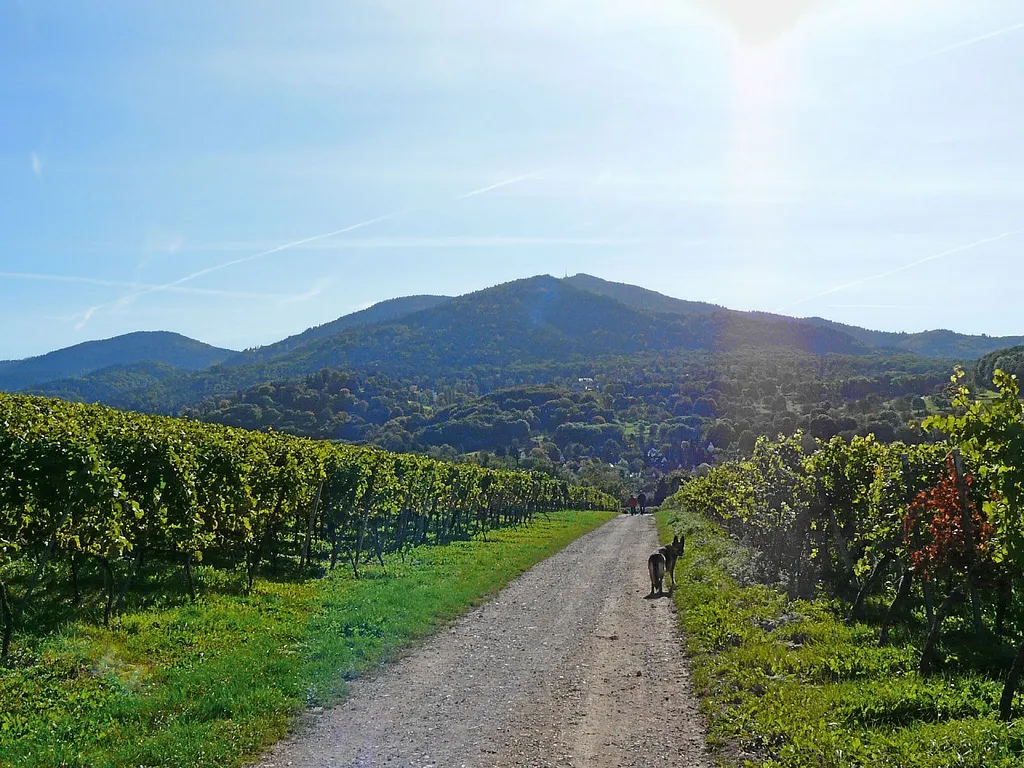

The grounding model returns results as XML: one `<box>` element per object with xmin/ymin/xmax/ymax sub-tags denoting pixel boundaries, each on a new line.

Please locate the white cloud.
<box><xmin>30</xmin><ymin>152</ymin><xmax>42</xmax><ymax>177</ymax></box>
<box><xmin>277</xmin><ymin>275</ymin><xmax>334</xmax><ymax>308</ymax></box>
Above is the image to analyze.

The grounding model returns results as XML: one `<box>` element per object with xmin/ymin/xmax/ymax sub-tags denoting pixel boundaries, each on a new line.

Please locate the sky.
<box><xmin>2</xmin><ymin>0</ymin><xmax>1023</xmax><ymax>359</ymax></box>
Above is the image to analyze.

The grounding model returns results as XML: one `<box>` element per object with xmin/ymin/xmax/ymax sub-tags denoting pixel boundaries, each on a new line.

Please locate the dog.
<box><xmin>647</xmin><ymin>534</ymin><xmax>685</xmax><ymax>597</ymax></box>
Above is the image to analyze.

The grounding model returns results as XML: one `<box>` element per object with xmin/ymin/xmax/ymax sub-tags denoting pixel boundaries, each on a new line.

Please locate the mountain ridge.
<box><xmin>225</xmin><ymin>294</ymin><xmax>453</xmax><ymax>366</ymax></box>
<box><xmin>23</xmin><ymin>275</ymin><xmax>869</xmax><ymax>412</ymax></box>
<box><xmin>567</xmin><ymin>274</ymin><xmax>1023</xmax><ymax>359</ymax></box>
<box><xmin>0</xmin><ymin>331</ymin><xmax>235</xmax><ymax>392</ymax></box>
<box><xmin>7</xmin><ymin>274</ymin><xmax>1023</xmax><ymax>412</ymax></box>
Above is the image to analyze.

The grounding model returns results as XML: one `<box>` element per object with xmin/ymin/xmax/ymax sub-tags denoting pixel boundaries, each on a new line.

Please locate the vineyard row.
<box><xmin>0</xmin><ymin>393</ymin><xmax>615</xmax><ymax>656</ymax></box>
<box><xmin>672</xmin><ymin>367</ymin><xmax>1024</xmax><ymax>719</ymax></box>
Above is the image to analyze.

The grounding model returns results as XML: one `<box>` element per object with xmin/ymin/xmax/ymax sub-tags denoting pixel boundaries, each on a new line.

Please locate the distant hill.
<box><xmin>22</xmin><ymin>274</ymin><xmax>1020</xmax><ymax>416</ymax></box>
<box><xmin>225</xmin><ymin>275</ymin><xmax>868</xmax><ymax>379</ymax></box>
<box><xmin>563</xmin><ymin>274</ymin><xmax>724</xmax><ymax>316</ymax></box>
<box><xmin>226</xmin><ymin>294</ymin><xmax>453</xmax><ymax>365</ymax></box>
<box><xmin>567</xmin><ymin>274</ymin><xmax>1022</xmax><ymax>360</ymax></box>
<box><xmin>29</xmin><ymin>275</ymin><xmax>870</xmax><ymax>411</ymax></box>
<box><xmin>0</xmin><ymin>331</ymin><xmax>235</xmax><ymax>392</ymax></box>
<box><xmin>801</xmin><ymin>318</ymin><xmax>1024</xmax><ymax>360</ymax></box>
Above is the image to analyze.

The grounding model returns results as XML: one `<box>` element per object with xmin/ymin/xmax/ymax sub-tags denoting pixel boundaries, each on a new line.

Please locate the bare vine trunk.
<box><xmin>0</xmin><ymin>579</ymin><xmax>13</xmax><ymax>659</ymax></box>
<box><xmin>98</xmin><ymin>556</ymin><xmax>116</xmax><ymax>628</ymax></box>
<box><xmin>919</xmin><ymin>587</ymin><xmax>963</xmax><ymax>675</ymax></box>
<box><xmin>879</xmin><ymin>568</ymin><xmax>914</xmax><ymax>647</ymax></box>
<box><xmin>850</xmin><ymin>552</ymin><xmax>895</xmax><ymax>622</ymax></box>
<box><xmin>1000</xmin><ymin>638</ymin><xmax>1024</xmax><ymax>721</ymax></box>
<box><xmin>114</xmin><ymin>539</ymin><xmax>147</xmax><ymax>614</ymax></box>
<box><xmin>183</xmin><ymin>554</ymin><xmax>197</xmax><ymax>601</ymax></box>
<box><xmin>997</xmin><ymin>576</ymin><xmax>1013</xmax><ymax>636</ymax></box>
<box><xmin>300</xmin><ymin>481</ymin><xmax>324</xmax><ymax>570</ymax></box>
<box><xmin>70</xmin><ymin>552</ymin><xmax>82</xmax><ymax>606</ymax></box>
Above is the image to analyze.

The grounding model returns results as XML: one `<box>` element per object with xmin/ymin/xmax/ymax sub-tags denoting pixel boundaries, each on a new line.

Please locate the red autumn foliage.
<box><xmin>902</xmin><ymin>460</ymin><xmax>993</xmax><ymax>580</ymax></box>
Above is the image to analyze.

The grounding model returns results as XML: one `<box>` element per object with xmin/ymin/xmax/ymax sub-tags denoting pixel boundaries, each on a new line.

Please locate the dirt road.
<box><xmin>255</xmin><ymin>515</ymin><xmax>710</xmax><ymax>768</ymax></box>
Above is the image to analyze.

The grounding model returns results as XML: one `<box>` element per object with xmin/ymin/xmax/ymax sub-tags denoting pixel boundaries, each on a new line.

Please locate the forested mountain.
<box><xmin>226</xmin><ymin>294</ymin><xmax>452</xmax><ymax>365</ymax></box>
<box><xmin>12</xmin><ymin>274</ymin><xmax>1019</xmax><ymax>438</ymax></box>
<box><xmin>219</xmin><ymin>275</ymin><xmax>868</xmax><ymax>380</ymax></box>
<box><xmin>567</xmin><ymin>273</ymin><xmax>1023</xmax><ymax>359</ymax></box>
<box><xmin>29</xmin><ymin>275</ymin><xmax>872</xmax><ymax>412</ymax></box>
<box><xmin>0</xmin><ymin>331</ymin><xmax>234</xmax><ymax>392</ymax></box>
<box><xmin>563</xmin><ymin>273</ymin><xmax>724</xmax><ymax>316</ymax></box>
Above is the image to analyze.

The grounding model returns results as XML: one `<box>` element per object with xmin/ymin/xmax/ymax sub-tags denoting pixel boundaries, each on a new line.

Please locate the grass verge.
<box><xmin>1</xmin><ymin>510</ymin><xmax>613</xmax><ymax>768</ymax></box>
<box><xmin>656</xmin><ymin>508</ymin><xmax>1024</xmax><ymax>768</ymax></box>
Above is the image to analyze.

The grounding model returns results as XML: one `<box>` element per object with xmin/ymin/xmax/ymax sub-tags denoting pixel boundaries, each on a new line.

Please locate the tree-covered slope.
<box><xmin>802</xmin><ymin>317</ymin><xmax>1024</xmax><ymax>359</ymax></box>
<box><xmin>225</xmin><ymin>294</ymin><xmax>453</xmax><ymax>365</ymax></box>
<box><xmin>242</xmin><ymin>275</ymin><xmax>868</xmax><ymax>377</ymax></box>
<box><xmin>975</xmin><ymin>344</ymin><xmax>1024</xmax><ymax>387</ymax></box>
<box><xmin>27</xmin><ymin>275</ymin><xmax>869</xmax><ymax>412</ymax></box>
<box><xmin>0</xmin><ymin>331</ymin><xmax>235</xmax><ymax>392</ymax></box>
<box><xmin>566</xmin><ymin>274</ymin><xmax>1020</xmax><ymax>359</ymax></box>
<box><xmin>563</xmin><ymin>273</ymin><xmax>724</xmax><ymax>316</ymax></box>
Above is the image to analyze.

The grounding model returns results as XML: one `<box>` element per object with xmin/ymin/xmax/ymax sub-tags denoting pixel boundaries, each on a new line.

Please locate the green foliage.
<box><xmin>658</xmin><ymin>510</ymin><xmax>1024</xmax><ymax>768</ymax></box>
<box><xmin>976</xmin><ymin>347</ymin><xmax>1024</xmax><ymax>390</ymax></box>
<box><xmin>925</xmin><ymin>368</ymin><xmax>1024</xmax><ymax>567</ymax></box>
<box><xmin>0</xmin><ymin>510</ymin><xmax>612</xmax><ymax>768</ymax></box>
<box><xmin>0</xmin><ymin>392</ymin><xmax>614</xmax><ymax>657</ymax></box>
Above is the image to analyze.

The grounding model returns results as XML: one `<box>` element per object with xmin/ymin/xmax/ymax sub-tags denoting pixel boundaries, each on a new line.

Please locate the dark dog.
<box><xmin>647</xmin><ymin>535</ymin><xmax>685</xmax><ymax>597</ymax></box>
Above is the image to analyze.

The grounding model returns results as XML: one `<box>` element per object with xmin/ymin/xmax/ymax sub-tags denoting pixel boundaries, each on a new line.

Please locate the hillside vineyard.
<box><xmin>0</xmin><ymin>392</ymin><xmax>614</xmax><ymax>656</ymax></box>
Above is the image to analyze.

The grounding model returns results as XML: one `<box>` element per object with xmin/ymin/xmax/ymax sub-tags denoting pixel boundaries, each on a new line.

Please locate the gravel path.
<box><xmin>255</xmin><ymin>515</ymin><xmax>710</xmax><ymax>768</ymax></box>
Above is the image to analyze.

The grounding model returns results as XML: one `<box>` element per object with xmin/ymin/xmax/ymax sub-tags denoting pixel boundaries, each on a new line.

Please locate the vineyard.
<box><xmin>668</xmin><ymin>366</ymin><xmax>1024</xmax><ymax>763</ymax></box>
<box><xmin>0</xmin><ymin>392</ymin><xmax>613</xmax><ymax>658</ymax></box>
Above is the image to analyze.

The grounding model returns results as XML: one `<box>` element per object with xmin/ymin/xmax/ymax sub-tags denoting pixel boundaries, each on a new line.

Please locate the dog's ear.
<box><xmin>673</xmin><ymin>535</ymin><xmax>680</xmax><ymax>546</ymax></box>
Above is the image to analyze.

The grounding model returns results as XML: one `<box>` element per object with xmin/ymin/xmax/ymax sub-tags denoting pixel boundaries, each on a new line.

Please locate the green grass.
<box><xmin>0</xmin><ymin>510</ymin><xmax>613</xmax><ymax>768</ymax></box>
<box><xmin>656</xmin><ymin>509</ymin><xmax>1024</xmax><ymax>768</ymax></box>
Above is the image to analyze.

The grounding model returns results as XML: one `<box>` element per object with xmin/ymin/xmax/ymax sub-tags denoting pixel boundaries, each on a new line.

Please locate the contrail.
<box><xmin>0</xmin><ymin>271</ymin><xmax>293</xmax><ymax>299</ymax></box>
<box><xmin>775</xmin><ymin>231</ymin><xmax>1021</xmax><ymax>313</ymax></box>
<box><xmin>916</xmin><ymin>22</ymin><xmax>1024</xmax><ymax>60</ymax></box>
<box><xmin>77</xmin><ymin>170</ymin><xmax>549</xmax><ymax>329</ymax></box>
<box><xmin>108</xmin><ymin>211</ymin><xmax>409</xmax><ymax>311</ymax></box>
<box><xmin>74</xmin><ymin>210</ymin><xmax>410</xmax><ymax>329</ymax></box>
<box><xmin>829</xmin><ymin>304</ymin><xmax>929</xmax><ymax>310</ymax></box>
<box><xmin>455</xmin><ymin>170</ymin><xmax>548</xmax><ymax>200</ymax></box>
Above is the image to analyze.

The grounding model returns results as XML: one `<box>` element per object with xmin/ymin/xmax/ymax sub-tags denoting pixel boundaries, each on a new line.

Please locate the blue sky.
<box><xmin>2</xmin><ymin>0</ymin><xmax>1022</xmax><ymax>359</ymax></box>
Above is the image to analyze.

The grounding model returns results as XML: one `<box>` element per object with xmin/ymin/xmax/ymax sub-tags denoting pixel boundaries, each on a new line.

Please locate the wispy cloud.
<box><xmin>916</xmin><ymin>21</ymin><xmax>1024</xmax><ymax>60</ymax></box>
<box><xmin>0</xmin><ymin>270</ymin><xmax>295</xmax><ymax>299</ymax></box>
<box><xmin>0</xmin><ymin>271</ymin><xmax>320</xmax><ymax>332</ymax></box>
<box><xmin>30</xmin><ymin>152</ymin><xmax>43</xmax><ymax>177</ymax></box>
<box><xmin>277</xmin><ymin>275</ymin><xmax>334</xmax><ymax>309</ymax></box>
<box><xmin>455</xmin><ymin>170</ymin><xmax>548</xmax><ymax>200</ymax></box>
<box><xmin>77</xmin><ymin>210</ymin><xmax>410</xmax><ymax>329</ymax></box>
<box><xmin>180</xmin><ymin>235</ymin><xmax>663</xmax><ymax>251</ymax></box>
<box><xmin>828</xmin><ymin>304</ymin><xmax>930</xmax><ymax>310</ymax></box>
<box><xmin>76</xmin><ymin>170</ymin><xmax>551</xmax><ymax>329</ymax></box>
<box><xmin>775</xmin><ymin>231</ymin><xmax>1022</xmax><ymax>313</ymax></box>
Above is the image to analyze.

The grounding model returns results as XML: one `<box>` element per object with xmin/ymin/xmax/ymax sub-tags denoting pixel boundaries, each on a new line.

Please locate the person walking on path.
<box><xmin>628</xmin><ymin>495</ymin><xmax>639</xmax><ymax>516</ymax></box>
<box><xmin>638</xmin><ymin>492</ymin><xmax>648</xmax><ymax>515</ymax></box>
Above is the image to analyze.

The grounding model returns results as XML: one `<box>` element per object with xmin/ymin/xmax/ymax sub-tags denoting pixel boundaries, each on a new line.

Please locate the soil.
<box><xmin>254</xmin><ymin>515</ymin><xmax>710</xmax><ymax>768</ymax></box>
